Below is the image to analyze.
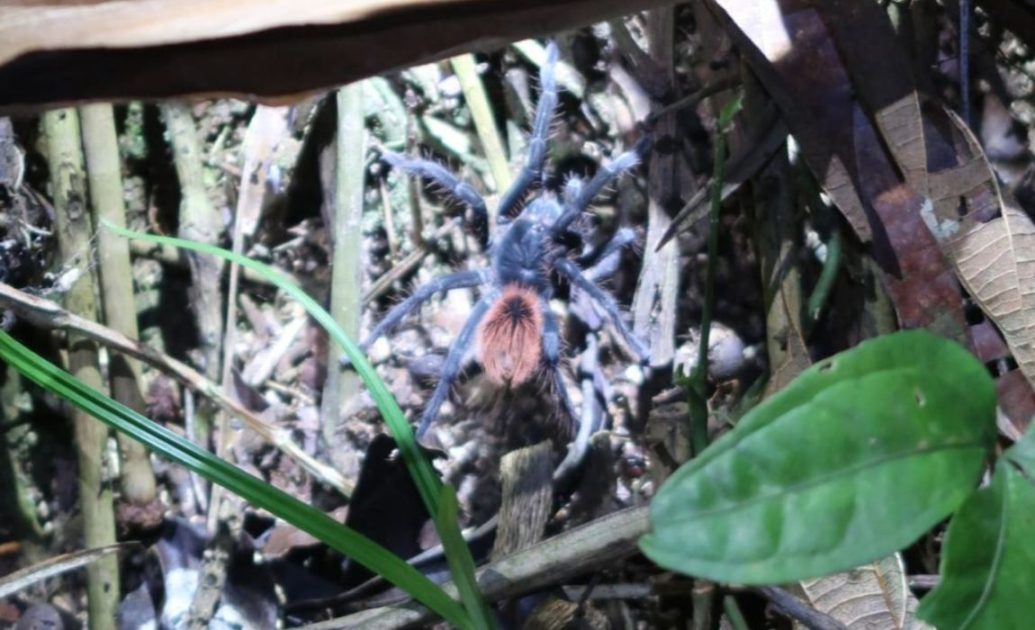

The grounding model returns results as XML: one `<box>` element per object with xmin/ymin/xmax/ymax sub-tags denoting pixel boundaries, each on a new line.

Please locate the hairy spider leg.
<box><xmin>381</xmin><ymin>150</ymin><xmax>490</xmax><ymax>245</ymax></box>
<box><xmin>569</xmin><ymin>228</ymin><xmax>636</xmax><ymax>428</ymax></box>
<box><xmin>569</xmin><ymin>227</ymin><xmax>638</xmax><ymax>331</ymax></box>
<box><xmin>540</xmin><ymin>299</ymin><xmax>580</xmax><ymax>428</ymax></box>
<box><xmin>577</xmin><ymin>226</ymin><xmax>638</xmax><ymax>269</ymax></box>
<box><xmin>339</xmin><ymin>269</ymin><xmax>488</xmax><ymax>367</ymax></box>
<box><xmin>555</xmin><ymin>257</ymin><xmax>649</xmax><ymax>363</ymax></box>
<box><xmin>416</xmin><ymin>289</ymin><xmax>498</xmax><ymax>437</ymax></box>
<box><xmin>554</xmin><ymin>331</ymin><xmax>605</xmax><ymax>483</ymax></box>
<box><xmin>496</xmin><ymin>41</ymin><xmax>560</xmax><ymax>220</ymax></box>
<box><xmin>478</xmin><ymin>284</ymin><xmax>544</xmax><ymax>386</ymax></box>
<box><xmin>550</xmin><ymin>136</ymin><xmax>653</xmax><ymax>237</ymax></box>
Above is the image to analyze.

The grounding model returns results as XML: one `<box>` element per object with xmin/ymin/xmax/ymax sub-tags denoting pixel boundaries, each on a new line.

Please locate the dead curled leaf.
<box><xmin>922</xmin><ymin>113</ymin><xmax>1035</xmax><ymax>402</ymax></box>
<box><xmin>706</xmin><ymin>0</ymin><xmax>967</xmax><ymax>338</ymax></box>
<box><xmin>709</xmin><ymin>0</ymin><xmax>1035</xmax><ymax>426</ymax></box>
<box><xmin>0</xmin><ymin>0</ymin><xmax>670</xmax><ymax>108</ymax></box>
<box><xmin>799</xmin><ymin>554</ymin><xmax>932</xmax><ymax>630</ymax></box>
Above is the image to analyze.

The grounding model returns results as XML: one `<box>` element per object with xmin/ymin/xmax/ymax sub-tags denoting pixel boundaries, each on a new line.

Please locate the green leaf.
<box><xmin>917</xmin><ymin>428</ymin><xmax>1035</xmax><ymax>629</ymax></box>
<box><xmin>640</xmin><ymin>330</ymin><xmax>996</xmax><ymax>584</ymax></box>
<box><xmin>1003</xmin><ymin>421</ymin><xmax>1035</xmax><ymax>473</ymax></box>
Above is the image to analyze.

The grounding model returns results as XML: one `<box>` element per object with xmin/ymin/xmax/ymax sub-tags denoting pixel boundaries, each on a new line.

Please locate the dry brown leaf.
<box><xmin>945</xmin><ymin>206</ymin><xmax>1035</xmax><ymax>386</ymax></box>
<box><xmin>818</xmin><ymin>0</ymin><xmax>1035</xmax><ymax>427</ymax></box>
<box><xmin>812</xmin><ymin>0</ymin><xmax>928</xmax><ymax>195</ymax></box>
<box><xmin>917</xmin><ymin>111</ymin><xmax>1035</xmax><ymax>414</ymax></box>
<box><xmin>800</xmin><ymin>554</ymin><xmax>931</xmax><ymax>630</ymax></box>
<box><xmin>706</xmin><ymin>0</ymin><xmax>873</xmax><ymax>242</ymax></box>
<box><xmin>0</xmin><ymin>0</ymin><xmax>668</xmax><ymax>108</ymax></box>
<box><xmin>709</xmin><ymin>0</ymin><xmax>969</xmax><ymax>338</ymax></box>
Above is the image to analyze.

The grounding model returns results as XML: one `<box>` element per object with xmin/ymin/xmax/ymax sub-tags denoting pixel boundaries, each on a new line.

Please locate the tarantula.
<box><xmin>355</xmin><ymin>42</ymin><xmax>650</xmax><ymax>438</ymax></box>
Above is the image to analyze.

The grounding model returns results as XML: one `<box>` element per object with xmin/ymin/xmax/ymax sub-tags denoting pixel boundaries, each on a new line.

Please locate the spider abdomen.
<box><xmin>477</xmin><ymin>284</ymin><xmax>543</xmax><ymax>386</ymax></box>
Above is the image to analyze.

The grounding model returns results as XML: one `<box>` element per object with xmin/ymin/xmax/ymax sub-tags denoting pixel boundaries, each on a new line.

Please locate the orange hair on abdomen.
<box><xmin>477</xmin><ymin>284</ymin><xmax>543</xmax><ymax>386</ymax></box>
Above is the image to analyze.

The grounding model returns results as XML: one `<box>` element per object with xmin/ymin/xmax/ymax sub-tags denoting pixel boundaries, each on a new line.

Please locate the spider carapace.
<box><xmin>350</xmin><ymin>41</ymin><xmax>651</xmax><ymax>438</ymax></box>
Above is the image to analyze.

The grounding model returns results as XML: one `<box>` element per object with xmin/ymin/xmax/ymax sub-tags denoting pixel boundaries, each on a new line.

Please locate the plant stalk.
<box><xmin>690</xmin><ymin>97</ymin><xmax>741</xmax><ymax>455</ymax></box>
<box><xmin>79</xmin><ymin>102</ymin><xmax>158</xmax><ymax>505</ymax></box>
<box><xmin>321</xmin><ymin>81</ymin><xmax>367</xmax><ymax>473</ymax></box>
<box><xmin>42</xmin><ymin>107</ymin><xmax>119</xmax><ymax>630</ymax></box>
<box><xmin>451</xmin><ymin>52</ymin><xmax>511</xmax><ymax>226</ymax></box>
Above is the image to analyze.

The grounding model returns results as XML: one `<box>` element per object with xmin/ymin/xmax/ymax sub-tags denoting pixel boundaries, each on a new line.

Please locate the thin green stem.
<box><xmin>806</xmin><ymin>226</ymin><xmax>842</xmax><ymax>332</ymax></box>
<box><xmin>690</xmin><ymin>96</ymin><xmax>742</xmax><ymax>456</ymax></box>
<box><xmin>723</xmin><ymin>594</ymin><xmax>750</xmax><ymax>630</ymax></box>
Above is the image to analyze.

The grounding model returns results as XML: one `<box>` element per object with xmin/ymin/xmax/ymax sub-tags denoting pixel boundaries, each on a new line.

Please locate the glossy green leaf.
<box><xmin>917</xmin><ymin>428</ymin><xmax>1035</xmax><ymax>629</ymax></box>
<box><xmin>641</xmin><ymin>330</ymin><xmax>996</xmax><ymax>584</ymax></box>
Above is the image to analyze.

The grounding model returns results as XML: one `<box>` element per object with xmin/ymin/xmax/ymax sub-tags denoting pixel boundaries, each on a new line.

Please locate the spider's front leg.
<box><xmin>416</xmin><ymin>289</ymin><xmax>499</xmax><ymax>438</ymax></box>
<box><xmin>380</xmin><ymin>151</ymin><xmax>490</xmax><ymax>245</ymax></box>
<box><xmin>554</xmin><ymin>257</ymin><xmax>649</xmax><ymax>364</ymax></box>
<box><xmin>551</xmin><ymin>136</ymin><xmax>652</xmax><ymax>237</ymax></box>
<box><xmin>339</xmin><ymin>269</ymin><xmax>489</xmax><ymax>367</ymax></box>
<box><xmin>577</xmin><ymin>226</ymin><xmax>638</xmax><ymax>273</ymax></box>
<box><xmin>570</xmin><ymin>227</ymin><xmax>638</xmax><ymax>331</ymax></box>
<box><xmin>496</xmin><ymin>41</ymin><xmax>560</xmax><ymax>220</ymax></box>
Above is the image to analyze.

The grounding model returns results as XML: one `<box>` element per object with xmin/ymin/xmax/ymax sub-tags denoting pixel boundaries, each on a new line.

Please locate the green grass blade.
<box><xmin>100</xmin><ymin>221</ymin><xmax>443</xmax><ymax>516</ymax></box>
<box><xmin>101</xmin><ymin>221</ymin><xmax>490</xmax><ymax>625</ymax></box>
<box><xmin>438</xmin><ymin>485</ymin><xmax>495</xmax><ymax>629</ymax></box>
<box><xmin>0</xmin><ymin>329</ymin><xmax>469</xmax><ymax>628</ymax></box>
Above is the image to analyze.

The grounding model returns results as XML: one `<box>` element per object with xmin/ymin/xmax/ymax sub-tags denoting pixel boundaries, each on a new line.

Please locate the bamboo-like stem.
<box><xmin>320</xmin><ymin>81</ymin><xmax>367</xmax><ymax>472</ymax></box>
<box><xmin>160</xmin><ymin>102</ymin><xmax>225</xmax><ymax>382</ymax></box>
<box><xmin>450</xmin><ymin>52</ymin><xmax>511</xmax><ymax>226</ymax></box>
<box><xmin>79</xmin><ymin>103</ymin><xmax>158</xmax><ymax>505</ymax></box>
<box><xmin>42</xmin><ymin>107</ymin><xmax>119</xmax><ymax>630</ymax></box>
<box><xmin>160</xmin><ymin>102</ymin><xmax>224</xmax><ymax>519</ymax></box>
